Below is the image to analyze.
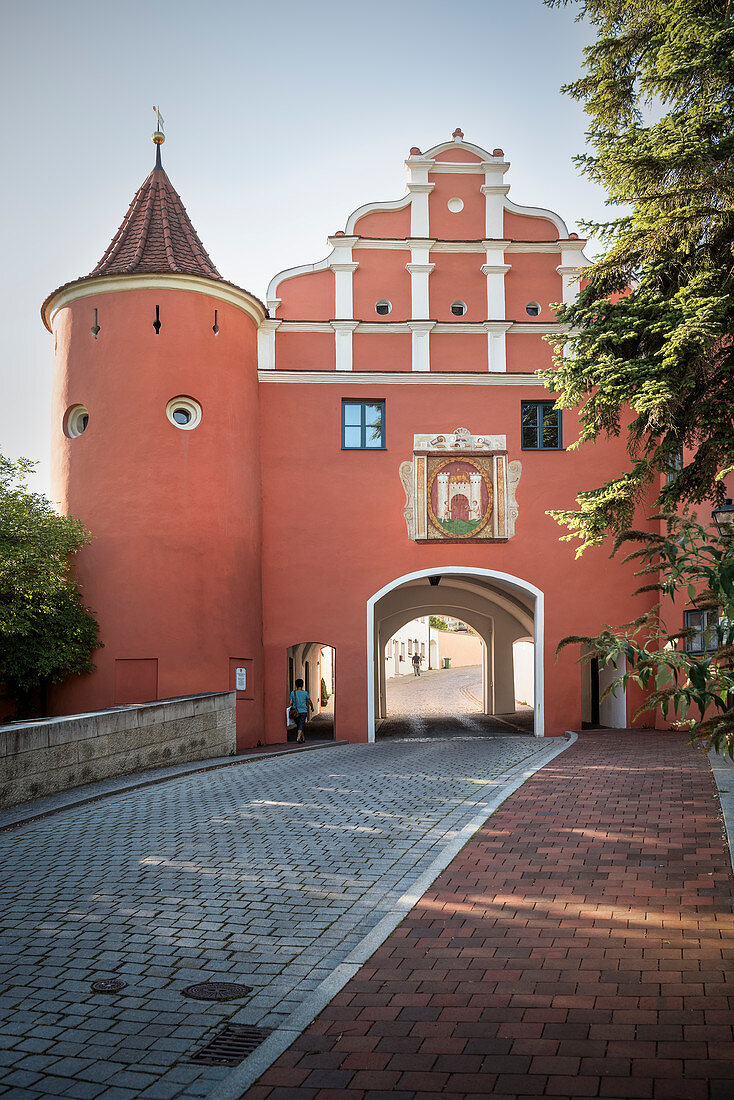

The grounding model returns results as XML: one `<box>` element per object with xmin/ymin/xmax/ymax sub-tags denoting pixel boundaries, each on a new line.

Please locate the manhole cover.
<box><xmin>189</xmin><ymin>1024</ymin><xmax>271</xmax><ymax>1066</ymax></box>
<box><xmin>182</xmin><ymin>982</ymin><xmax>252</xmax><ymax>1001</ymax></box>
<box><xmin>90</xmin><ymin>978</ymin><xmax>127</xmax><ymax>993</ymax></box>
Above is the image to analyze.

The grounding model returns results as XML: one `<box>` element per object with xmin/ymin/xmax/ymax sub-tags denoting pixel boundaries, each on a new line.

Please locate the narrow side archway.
<box><xmin>367</xmin><ymin>567</ymin><xmax>544</xmax><ymax>742</ymax></box>
<box><xmin>286</xmin><ymin>641</ymin><xmax>336</xmax><ymax>740</ymax></box>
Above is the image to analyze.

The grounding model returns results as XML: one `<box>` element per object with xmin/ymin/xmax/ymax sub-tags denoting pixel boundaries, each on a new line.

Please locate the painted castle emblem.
<box><xmin>400</xmin><ymin>428</ymin><xmax>521</xmax><ymax>541</ymax></box>
<box><xmin>428</xmin><ymin>459</ymin><xmax>492</xmax><ymax>538</ymax></box>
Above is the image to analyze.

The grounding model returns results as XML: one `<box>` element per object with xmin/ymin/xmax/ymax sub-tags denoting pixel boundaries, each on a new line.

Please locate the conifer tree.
<box><xmin>544</xmin><ymin>0</ymin><xmax>734</xmax><ymax>547</ymax></box>
<box><xmin>544</xmin><ymin>0</ymin><xmax>734</xmax><ymax>751</ymax></box>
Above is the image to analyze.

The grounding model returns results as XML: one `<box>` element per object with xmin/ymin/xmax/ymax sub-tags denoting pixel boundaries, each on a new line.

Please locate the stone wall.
<box><xmin>0</xmin><ymin>692</ymin><xmax>235</xmax><ymax>809</ymax></box>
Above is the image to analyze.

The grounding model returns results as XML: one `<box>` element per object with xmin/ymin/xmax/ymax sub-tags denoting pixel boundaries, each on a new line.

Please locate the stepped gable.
<box><xmin>91</xmin><ymin>147</ymin><xmax>221</xmax><ymax>280</ymax></box>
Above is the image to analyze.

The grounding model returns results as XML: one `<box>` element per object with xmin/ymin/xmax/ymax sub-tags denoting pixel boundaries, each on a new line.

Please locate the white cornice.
<box><xmin>267</xmin><ymin>255</ymin><xmax>332</xmax><ymax>303</ymax></box>
<box><xmin>406</xmin><ymin>182</ymin><xmax>435</xmax><ymax>194</ymax></box>
<box><xmin>344</xmin><ymin>191</ymin><xmax>412</xmax><ymax>235</ymax></box>
<box><xmin>43</xmin><ymin>273</ymin><xmax>268</xmax><ymax>330</ymax></box>
<box><xmin>432</xmin><ymin>241</ymin><xmax>488</xmax><ymax>254</ymax></box>
<box><xmin>481</xmin><ymin>264</ymin><xmax>512</xmax><ymax>277</ymax></box>
<box><xmin>481</xmin><ymin>184</ymin><xmax>511</xmax><ymax>197</ymax></box>
<box><xmin>327</xmin><ymin>235</ymin><xmax>359</xmax><ymax>249</ymax></box>
<box><xmin>329</xmin><ymin>262</ymin><xmax>359</xmax><ymax>273</ymax></box>
<box><xmin>429</xmin><ymin>162</ymin><xmax>507</xmax><ymax>175</ymax></box>
<box><xmin>503</xmin><ymin>196</ymin><xmax>568</xmax><ymax>237</ymax></box>
<box><xmin>422</xmin><ymin>138</ymin><xmax>509</xmax><ymax>165</ymax></box>
<box><xmin>405</xmin><ymin>263</ymin><xmax>436</xmax><ymax>276</ymax></box>
<box><xmin>510</xmin><ymin>322</ymin><xmax>565</xmax><ymax>334</ymax></box>
<box><xmin>271</xmin><ymin>319</ymin><xmax>566</xmax><ymax>335</ymax></box>
<box><xmin>506</xmin><ymin>241</ymin><xmax>564</xmax><ymax>254</ymax></box>
<box><xmin>330</xmin><ymin>320</ymin><xmax>360</xmax><ymax>333</ymax></box>
<box><xmin>257</xmin><ymin>370</ymin><xmax>550</xmax><ymax>386</ymax></box>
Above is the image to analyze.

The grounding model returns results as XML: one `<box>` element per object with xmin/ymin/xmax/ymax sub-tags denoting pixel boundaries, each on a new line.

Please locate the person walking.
<box><xmin>411</xmin><ymin>652</ymin><xmax>422</xmax><ymax>676</ymax></box>
<box><xmin>288</xmin><ymin>678</ymin><xmax>314</xmax><ymax>742</ymax></box>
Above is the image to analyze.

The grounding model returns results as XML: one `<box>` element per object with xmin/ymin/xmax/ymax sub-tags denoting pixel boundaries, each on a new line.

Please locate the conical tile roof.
<box><xmin>91</xmin><ymin>147</ymin><xmax>221</xmax><ymax>280</ymax></box>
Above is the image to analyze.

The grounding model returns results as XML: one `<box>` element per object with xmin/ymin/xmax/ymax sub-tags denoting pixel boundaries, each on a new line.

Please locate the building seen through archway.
<box><xmin>371</xmin><ymin>569</ymin><xmax>541</xmax><ymax>739</ymax></box>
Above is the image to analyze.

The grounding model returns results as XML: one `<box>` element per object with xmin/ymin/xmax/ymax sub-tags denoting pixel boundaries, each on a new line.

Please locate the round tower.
<box><xmin>42</xmin><ymin>131</ymin><xmax>267</xmax><ymax>747</ymax></box>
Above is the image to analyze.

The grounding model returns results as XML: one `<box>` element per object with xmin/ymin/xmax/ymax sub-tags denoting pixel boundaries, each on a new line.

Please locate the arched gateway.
<box><xmin>367</xmin><ymin>568</ymin><xmax>544</xmax><ymax>742</ymax></box>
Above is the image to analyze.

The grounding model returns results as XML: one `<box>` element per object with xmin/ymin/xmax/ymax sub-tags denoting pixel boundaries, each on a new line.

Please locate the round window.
<box><xmin>447</xmin><ymin>197</ymin><xmax>464</xmax><ymax>213</ymax></box>
<box><xmin>526</xmin><ymin>302</ymin><xmax>541</xmax><ymax>317</ymax></box>
<box><xmin>451</xmin><ymin>301</ymin><xmax>467</xmax><ymax>317</ymax></box>
<box><xmin>375</xmin><ymin>300</ymin><xmax>392</xmax><ymax>316</ymax></box>
<box><xmin>166</xmin><ymin>396</ymin><xmax>202</xmax><ymax>430</ymax></box>
<box><xmin>64</xmin><ymin>404</ymin><xmax>89</xmax><ymax>438</ymax></box>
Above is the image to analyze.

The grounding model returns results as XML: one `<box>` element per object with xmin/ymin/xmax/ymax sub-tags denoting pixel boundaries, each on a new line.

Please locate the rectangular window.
<box><xmin>667</xmin><ymin>448</ymin><xmax>683</xmax><ymax>483</ymax></box>
<box><xmin>684</xmin><ymin>609</ymin><xmax>718</xmax><ymax>653</ymax></box>
<box><xmin>521</xmin><ymin>401</ymin><xmax>562</xmax><ymax>450</ymax></box>
<box><xmin>342</xmin><ymin>399</ymin><xmax>386</xmax><ymax>449</ymax></box>
<box><xmin>408</xmin><ymin>640</ymin><xmax>413</xmax><ymax>655</ymax></box>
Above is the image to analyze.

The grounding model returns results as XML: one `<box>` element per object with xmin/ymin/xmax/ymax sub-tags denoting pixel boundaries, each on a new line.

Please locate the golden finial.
<box><xmin>152</xmin><ymin>106</ymin><xmax>165</xmax><ymax>168</ymax></box>
<box><xmin>152</xmin><ymin>105</ymin><xmax>165</xmax><ymax>147</ymax></box>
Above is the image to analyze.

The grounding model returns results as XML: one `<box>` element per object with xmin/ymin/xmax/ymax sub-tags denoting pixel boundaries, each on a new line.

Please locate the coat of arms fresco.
<box><xmin>399</xmin><ymin>428</ymin><xmax>521</xmax><ymax>541</ymax></box>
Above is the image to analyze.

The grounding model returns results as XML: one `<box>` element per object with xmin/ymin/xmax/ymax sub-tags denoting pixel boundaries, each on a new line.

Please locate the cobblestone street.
<box><xmin>0</xmin><ymin>734</ymin><xmax>552</xmax><ymax>1099</ymax></box>
<box><xmin>382</xmin><ymin>665</ymin><xmax>533</xmax><ymax>738</ymax></box>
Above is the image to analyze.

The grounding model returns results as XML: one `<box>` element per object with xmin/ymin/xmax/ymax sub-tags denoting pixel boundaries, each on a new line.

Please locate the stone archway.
<box><xmin>367</xmin><ymin>567</ymin><xmax>544</xmax><ymax>742</ymax></box>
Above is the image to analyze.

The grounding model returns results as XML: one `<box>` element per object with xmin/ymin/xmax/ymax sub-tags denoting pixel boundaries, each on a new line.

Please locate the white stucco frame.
<box><xmin>366</xmin><ymin>566</ymin><xmax>544</xmax><ymax>742</ymax></box>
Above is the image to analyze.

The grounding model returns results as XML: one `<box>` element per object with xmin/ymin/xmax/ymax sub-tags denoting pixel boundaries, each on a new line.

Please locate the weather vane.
<box><xmin>153</xmin><ymin>106</ymin><xmax>165</xmax><ymax>137</ymax></box>
<box><xmin>152</xmin><ymin>106</ymin><xmax>165</xmax><ymax>166</ymax></box>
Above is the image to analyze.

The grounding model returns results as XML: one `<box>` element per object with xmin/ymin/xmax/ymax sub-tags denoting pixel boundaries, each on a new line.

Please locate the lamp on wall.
<box><xmin>712</xmin><ymin>499</ymin><xmax>734</xmax><ymax>535</ymax></box>
<box><xmin>428</xmin><ymin>575</ymin><xmax>441</xmax><ymax>587</ymax></box>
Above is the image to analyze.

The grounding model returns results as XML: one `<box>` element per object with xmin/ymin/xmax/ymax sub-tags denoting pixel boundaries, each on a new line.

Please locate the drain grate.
<box><xmin>182</xmin><ymin>981</ymin><xmax>252</xmax><ymax>1001</ymax></box>
<box><xmin>90</xmin><ymin>979</ymin><xmax>128</xmax><ymax>993</ymax></box>
<box><xmin>188</xmin><ymin>1024</ymin><xmax>271</xmax><ymax>1066</ymax></box>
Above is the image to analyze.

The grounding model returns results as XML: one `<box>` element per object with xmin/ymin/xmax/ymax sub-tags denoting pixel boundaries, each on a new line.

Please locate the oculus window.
<box><xmin>342</xmin><ymin>400</ymin><xmax>385</xmax><ymax>449</ymax></box>
<box><xmin>521</xmin><ymin>401</ymin><xmax>562</xmax><ymax>450</ymax></box>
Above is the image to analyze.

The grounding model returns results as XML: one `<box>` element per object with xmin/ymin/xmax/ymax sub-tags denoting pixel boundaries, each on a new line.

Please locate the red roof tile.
<box><xmin>91</xmin><ymin>160</ymin><xmax>221</xmax><ymax>280</ymax></box>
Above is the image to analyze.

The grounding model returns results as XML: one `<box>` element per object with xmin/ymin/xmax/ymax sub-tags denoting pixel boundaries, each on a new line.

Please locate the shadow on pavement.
<box><xmin>377</xmin><ymin>708</ymin><xmax>534</xmax><ymax>739</ymax></box>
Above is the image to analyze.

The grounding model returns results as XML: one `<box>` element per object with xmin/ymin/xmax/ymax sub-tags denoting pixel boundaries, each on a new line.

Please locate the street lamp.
<box><xmin>712</xmin><ymin>499</ymin><xmax>734</xmax><ymax>535</ymax></box>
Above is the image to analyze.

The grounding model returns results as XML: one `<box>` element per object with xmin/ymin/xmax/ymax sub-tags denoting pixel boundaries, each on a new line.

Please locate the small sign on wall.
<box><xmin>230</xmin><ymin>658</ymin><xmax>254</xmax><ymax>700</ymax></box>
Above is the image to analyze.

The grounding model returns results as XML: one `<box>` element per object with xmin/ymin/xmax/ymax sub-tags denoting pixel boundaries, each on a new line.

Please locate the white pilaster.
<box><xmin>557</xmin><ymin>262</ymin><xmax>582</xmax><ymax>303</ymax></box>
<box><xmin>407</xmin><ymin>182</ymin><xmax>435</xmax><ymax>237</ymax></box>
<box><xmin>331</xmin><ymin>263</ymin><xmax>359</xmax><ymax>317</ymax></box>
<box><xmin>484</xmin><ymin>322</ymin><xmax>512</xmax><ymax>373</ymax></box>
<box><xmin>257</xmin><ymin>319</ymin><xmax>281</xmax><ymax>370</ymax></box>
<box><xmin>331</xmin><ymin>320</ymin><xmax>359</xmax><ymax>372</ymax></box>
<box><xmin>481</xmin><ymin>242</ymin><xmax>511</xmax><ymax>319</ymax></box>
<box><xmin>406</xmin><ymin>241</ymin><xmax>435</xmax><ymax>319</ymax></box>
<box><xmin>556</xmin><ymin>240</ymin><xmax>588</xmax><ymax>304</ymax></box>
<box><xmin>481</xmin><ymin>184</ymin><xmax>511</xmax><ymax>237</ymax></box>
<box><xmin>408</xmin><ymin>321</ymin><xmax>436</xmax><ymax>372</ymax></box>
<box><xmin>480</xmin><ymin>157</ymin><xmax>511</xmax><ymax>239</ymax></box>
<box><xmin>328</xmin><ymin>235</ymin><xmax>359</xmax><ymax>319</ymax></box>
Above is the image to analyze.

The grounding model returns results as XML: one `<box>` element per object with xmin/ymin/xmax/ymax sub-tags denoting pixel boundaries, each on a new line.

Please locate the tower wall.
<box><xmin>48</xmin><ymin>284</ymin><xmax>264</xmax><ymax>748</ymax></box>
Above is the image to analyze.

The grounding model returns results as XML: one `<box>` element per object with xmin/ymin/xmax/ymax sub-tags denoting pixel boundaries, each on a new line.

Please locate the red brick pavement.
<box><xmin>241</xmin><ymin>732</ymin><xmax>734</xmax><ymax>1100</ymax></box>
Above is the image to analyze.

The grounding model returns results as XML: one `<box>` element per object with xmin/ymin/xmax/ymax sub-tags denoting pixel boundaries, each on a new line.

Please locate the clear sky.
<box><xmin>0</xmin><ymin>0</ymin><xmax>604</xmax><ymax>496</ymax></box>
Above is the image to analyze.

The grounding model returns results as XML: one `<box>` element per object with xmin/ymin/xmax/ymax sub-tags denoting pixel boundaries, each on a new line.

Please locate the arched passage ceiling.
<box><xmin>374</xmin><ymin>576</ymin><xmax>534</xmax><ymax>638</ymax></box>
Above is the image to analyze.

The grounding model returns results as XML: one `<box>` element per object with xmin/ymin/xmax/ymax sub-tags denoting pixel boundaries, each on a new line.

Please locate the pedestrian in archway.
<box><xmin>412</xmin><ymin>652</ymin><xmax>422</xmax><ymax>677</ymax></box>
<box><xmin>289</xmin><ymin>678</ymin><xmax>314</xmax><ymax>742</ymax></box>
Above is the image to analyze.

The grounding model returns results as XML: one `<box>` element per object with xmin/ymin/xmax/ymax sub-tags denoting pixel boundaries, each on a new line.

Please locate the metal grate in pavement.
<box><xmin>188</xmin><ymin>1024</ymin><xmax>272</xmax><ymax>1066</ymax></box>
<box><xmin>181</xmin><ymin>981</ymin><xmax>252</xmax><ymax>1001</ymax></box>
<box><xmin>90</xmin><ymin>978</ymin><xmax>127</xmax><ymax>993</ymax></box>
